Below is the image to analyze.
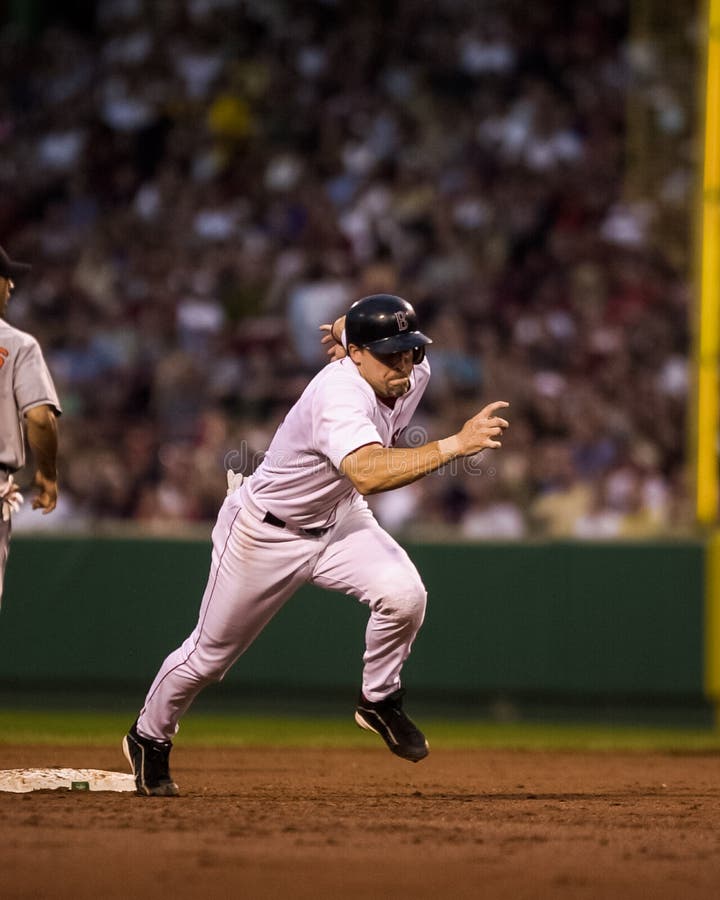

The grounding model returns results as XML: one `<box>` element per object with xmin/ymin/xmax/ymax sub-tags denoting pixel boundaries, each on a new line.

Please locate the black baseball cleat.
<box><xmin>354</xmin><ymin>689</ymin><xmax>429</xmax><ymax>762</ymax></box>
<box><xmin>122</xmin><ymin>721</ymin><xmax>180</xmax><ymax>796</ymax></box>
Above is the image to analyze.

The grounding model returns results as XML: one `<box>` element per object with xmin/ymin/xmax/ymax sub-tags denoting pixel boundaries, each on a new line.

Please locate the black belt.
<box><xmin>263</xmin><ymin>510</ymin><xmax>330</xmax><ymax>538</ymax></box>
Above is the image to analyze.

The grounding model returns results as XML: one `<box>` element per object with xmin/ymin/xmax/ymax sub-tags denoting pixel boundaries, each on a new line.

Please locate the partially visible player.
<box><xmin>123</xmin><ymin>293</ymin><xmax>509</xmax><ymax>796</ymax></box>
<box><xmin>0</xmin><ymin>245</ymin><xmax>61</xmax><ymax>606</ymax></box>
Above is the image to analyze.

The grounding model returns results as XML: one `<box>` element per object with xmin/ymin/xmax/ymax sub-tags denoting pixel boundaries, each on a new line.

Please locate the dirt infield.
<box><xmin>1</xmin><ymin>744</ymin><xmax>719</xmax><ymax>899</ymax></box>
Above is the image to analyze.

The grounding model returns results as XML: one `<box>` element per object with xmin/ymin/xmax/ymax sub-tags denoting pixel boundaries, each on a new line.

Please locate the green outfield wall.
<box><xmin>0</xmin><ymin>536</ymin><xmax>705</xmax><ymax>705</ymax></box>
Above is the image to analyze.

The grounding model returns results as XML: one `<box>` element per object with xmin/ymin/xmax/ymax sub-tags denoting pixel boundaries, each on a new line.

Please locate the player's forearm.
<box><xmin>26</xmin><ymin>410</ymin><xmax>58</xmax><ymax>479</ymax></box>
<box><xmin>341</xmin><ymin>440</ymin><xmax>461</xmax><ymax>495</ymax></box>
<box><xmin>331</xmin><ymin>315</ymin><xmax>346</xmax><ymax>344</ymax></box>
<box><xmin>341</xmin><ymin>399</ymin><xmax>510</xmax><ymax>495</ymax></box>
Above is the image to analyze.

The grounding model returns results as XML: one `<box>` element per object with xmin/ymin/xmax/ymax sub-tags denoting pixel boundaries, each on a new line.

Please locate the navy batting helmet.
<box><xmin>345</xmin><ymin>294</ymin><xmax>432</xmax><ymax>361</ymax></box>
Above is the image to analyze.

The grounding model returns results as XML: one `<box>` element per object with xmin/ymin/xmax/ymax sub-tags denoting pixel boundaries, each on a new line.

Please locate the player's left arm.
<box><xmin>340</xmin><ymin>401</ymin><xmax>509</xmax><ymax>495</ymax></box>
<box><xmin>24</xmin><ymin>404</ymin><xmax>59</xmax><ymax>513</ymax></box>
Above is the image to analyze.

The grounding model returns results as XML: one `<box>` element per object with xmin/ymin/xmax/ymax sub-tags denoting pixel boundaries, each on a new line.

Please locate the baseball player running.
<box><xmin>0</xmin><ymin>245</ymin><xmax>61</xmax><ymax>606</ymax></box>
<box><xmin>123</xmin><ymin>293</ymin><xmax>509</xmax><ymax>795</ymax></box>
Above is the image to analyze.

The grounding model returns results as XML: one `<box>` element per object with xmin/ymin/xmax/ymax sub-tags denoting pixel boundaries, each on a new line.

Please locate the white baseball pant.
<box><xmin>137</xmin><ymin>489</ymin><xmax>427</xmax><ymax>742</ymax></box>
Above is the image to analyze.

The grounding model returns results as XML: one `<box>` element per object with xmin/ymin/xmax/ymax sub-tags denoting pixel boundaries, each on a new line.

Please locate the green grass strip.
<box><xmin>1</xmin><ymin>710</ymin><xmax>720</xmax><ymax>752</ymax></box>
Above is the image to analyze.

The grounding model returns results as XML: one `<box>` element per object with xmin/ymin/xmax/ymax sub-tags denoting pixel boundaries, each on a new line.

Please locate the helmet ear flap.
<box><xmin>412</xmin><ymin>346</ymin><xmax>425</xmax><ymax>365</ymax></box>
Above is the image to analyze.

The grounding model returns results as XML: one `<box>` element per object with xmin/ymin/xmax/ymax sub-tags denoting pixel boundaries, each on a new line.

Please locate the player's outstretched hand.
<box><xmin>32</xmin><ymin>472</ymin><xmax>57</xmax><ymax>514</ymax></box>
<box><xmin>455</xmin><ymin>401</ymin><xmax>510</xmax><ymax>456</ymax></box>
<box><xmin>319</xmin><ymin>321</ymin><xmax>347</xmax><ymax>361</ymax></box>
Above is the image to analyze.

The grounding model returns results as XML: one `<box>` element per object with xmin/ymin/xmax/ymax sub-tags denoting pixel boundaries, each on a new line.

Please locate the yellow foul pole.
<box><xmin>697</xmin><ymin>0</ymin><xmax>720</xmax><ymax>525</ymax></box>
<box><xmin>698</xmin><ymin>0</ymin><xmax>720</xmax><ymax>710</ymax></box>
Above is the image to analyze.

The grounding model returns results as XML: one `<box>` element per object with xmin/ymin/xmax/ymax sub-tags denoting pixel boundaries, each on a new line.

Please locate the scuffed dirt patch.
<box><xmin>1</xmin><ymin>745</ymin><xmax>719</xmax><ymax>899</ymax></box>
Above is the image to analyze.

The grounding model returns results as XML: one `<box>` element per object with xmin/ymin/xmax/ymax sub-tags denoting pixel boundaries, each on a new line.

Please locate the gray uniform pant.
<box><xmin>0</xmin><ymin>473</ymin><xmax>10</xmax><ymax>606</ymax></box>
<box><xmin>137</xmin><ymin>488</ymin><xmax>428</xmax><ymax>743</ymax></box>
<box><xmin>0</xmin><ymin>518</ymin><xmax>8</xmax><ymax>606</ymax></box>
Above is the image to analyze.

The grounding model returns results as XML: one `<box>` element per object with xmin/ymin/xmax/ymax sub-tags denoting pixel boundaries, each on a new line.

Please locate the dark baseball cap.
<box><xmin>0</xmin><ymin>245</ymin><xmax>32</xmax><ymax>279</ymax></box>
<box><xmin>345</xmin><ymin>294</ymin><xmax>432</xmax><ymax>354</ymax></box>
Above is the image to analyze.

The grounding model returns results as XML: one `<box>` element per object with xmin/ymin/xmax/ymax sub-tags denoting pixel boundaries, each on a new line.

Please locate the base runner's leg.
<box><xmin>310</xmin><ymin>505</ymin><xmax>427</xmax><ymax>702</ymax></box>
<box><xmin>137</xmin><ymin>496</ymin><xmax>313</xmax><ymax>742</ymax></box>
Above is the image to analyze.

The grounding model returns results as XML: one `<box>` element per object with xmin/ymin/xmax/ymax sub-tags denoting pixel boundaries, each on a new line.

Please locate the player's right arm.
<box><xmin>339</xmin><ymin>401</ymin><xmax>509</xmax><ymax>495</ymax></box>
<box><xmin>24</xmin><ymin>404</ymin><xmax>59</xmax><ymax>513</ymax></box>
<box><xmin>319</xmin><ymin>316</ymin><xmax>347</xmax><ymax>361</ymax></box>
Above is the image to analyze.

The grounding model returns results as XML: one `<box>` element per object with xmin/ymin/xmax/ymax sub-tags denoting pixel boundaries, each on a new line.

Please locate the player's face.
<box><xmin>0</xmin><ymin>277</ymin><xmax>12</xmax><ymax>315</ymax></box>
<box><xmin>350</xmin><ymin>346</ymin><xmax>415</xmax><ymax>398</ymax></box>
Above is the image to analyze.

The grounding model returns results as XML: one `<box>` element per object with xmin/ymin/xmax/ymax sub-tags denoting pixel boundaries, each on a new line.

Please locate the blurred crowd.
<box><xmin>0</xmin><ymin>0</ymin><xmax>698</xmax><ymax>538</ymax></box>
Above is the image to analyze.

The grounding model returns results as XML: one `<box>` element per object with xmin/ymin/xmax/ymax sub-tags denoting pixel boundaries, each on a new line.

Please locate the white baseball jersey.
<box><xmin>244</xmin><ymin>355</ymin><xmax>431</xmax><ymax>528</ymax></box>
<box><xmin>0</xmin><ymin>320</ymin><xmax>61</xmax><ymax>471</ymax></box>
